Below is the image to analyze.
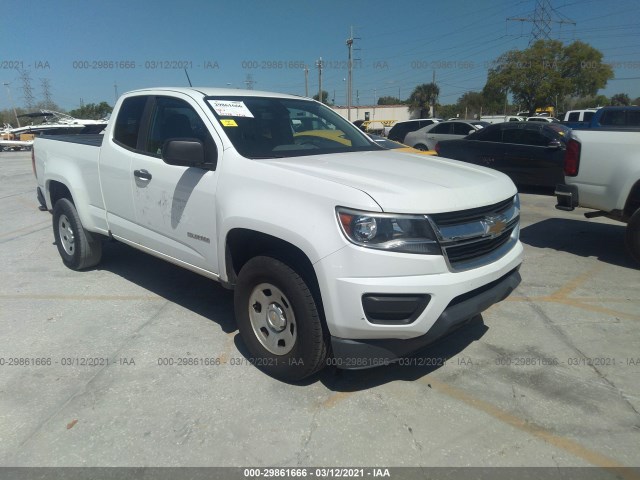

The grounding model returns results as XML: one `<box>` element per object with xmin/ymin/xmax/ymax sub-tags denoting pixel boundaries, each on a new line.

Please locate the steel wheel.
<box><xmin>52</xmin><ymin>198</ymin><xmax>102</xmax><ymax>270</ymax></box>
<box><xmin>57</xmin><ymin>213</ymin><xmax>76</xmax><ymax>256</ymax></box>
<box><xmin>248</xmin><ymin>282</ymin><xmax>297</xmax><ymax>355</ymax></box>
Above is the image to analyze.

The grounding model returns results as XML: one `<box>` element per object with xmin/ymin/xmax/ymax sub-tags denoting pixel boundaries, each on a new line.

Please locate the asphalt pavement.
<box><xmin>1</xmin><ymin>151</ymin><xmax>639</xmax><ymax>479</ymax></box>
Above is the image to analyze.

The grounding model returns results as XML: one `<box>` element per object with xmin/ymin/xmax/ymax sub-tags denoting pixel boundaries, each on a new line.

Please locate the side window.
<box><xmin>627</xmin><ymin>110</ymin><xmax>640</xmax><ymax>126</ymax></box>
<box><xmin>600</xmin><ymin>110</ymin><xmax>625</xmax><ymax>126</ymax></box>
<box><xmin>431</xmin><ymin>123</ymin><xmax>450</xmax><ymax>134</ymax></box>
<box><xmin>452</xmin><ymin>123</ymin><xmax>472</xmax><ymax>135</ymax></box>
<box><xmin>502</xmin><ymin>128</ymin><xmax>522</xmax><ymax>144</ymax></box>
<box><xmin>583</xmin><ymin>111</ymin><xmax>594</xmax><ymax>122</ymax></box>
<box><xmin>519</xmin><ymin>130</ymin><xmax>549</xmax><ymax>146</ymax></box>
<box><xmin>113</xmin><ymin>96</ymin><xmax>148</xmax><ymax>149</ymax></box>
<box><xmin>145</xmin><ymin>97</ymin><xmax>211</xmax><ymax>157</ymax></box>
<box><xmin>474</xmin><ymin>126</ymin><xmax>502</xmax><ymax>142</ymax></box>
<box><xmin>567</xmin><ymin>112</ymin><xmax>580</xmax><ymax>122</ymax></box>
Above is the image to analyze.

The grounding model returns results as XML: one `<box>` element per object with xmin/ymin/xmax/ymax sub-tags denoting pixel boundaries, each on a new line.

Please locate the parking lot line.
<box><xmin>424</xmin><ymin>378</ymin><xmax>640</xmax><ymax>477</ymax></box>
<box><xmin>0</xmin><ymin>294</ymin><xmax>163</xmax><ymax>301</ymax></box>
<box><xmin>0</xmin><ymin>220</ymin><xmax>50</xmax><ymax>243</ymax></box>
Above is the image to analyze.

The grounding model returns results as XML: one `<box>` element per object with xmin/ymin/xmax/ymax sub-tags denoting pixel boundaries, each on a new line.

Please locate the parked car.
<box><xmin>368</xmin><ymin>134</ymin><xmax>436</xmax><ymax>155</ymax></box>
<box><xmin>555</xmin><ymin>129</ymin><xmax>640</xmax><ymax>264</ymax></box>
<box><xmin>561</xmin><ymin>109</ymin><xmax>598</xmax><ymax>129</ymax></box>
<box><xmin>526</xmin><ymin>116</ymin><xmax>561</xmax><ymax>123</ymax></box>
<box><xmin>561</xmin><ymin>106</ymin><xmax>640</xmax><ymax>131</ymax></box>
<box><xmin>435</xmin><ymin>122</ymin><xmax>574</xmax><ymax>188</ymax></box>
<box><xmin>387</xmin><ymin>118</ymin><xmax>441</xmax><ymax>143</ymax></box>
<box><xmin>480</xmin><ymin>115</ymin><xmax>526</xmax><ymax>124</ymax></box>
<box><xmin>404</xmin><ymin>120</ymin><xmax>488</xmax><ymax>151</ymax></box>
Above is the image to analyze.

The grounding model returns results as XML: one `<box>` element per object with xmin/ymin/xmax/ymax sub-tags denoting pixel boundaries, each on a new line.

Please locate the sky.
<box><xmin>1</xmin><ymin>0</ymin><xmax>639</xmax><ymax>112</ymax></box>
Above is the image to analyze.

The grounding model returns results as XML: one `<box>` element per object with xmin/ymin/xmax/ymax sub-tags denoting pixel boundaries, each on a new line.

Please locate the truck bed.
<box><xmin>40</xmin><ymin>134</ymin><xmax>104</xmax><ymax>147</ymax></box>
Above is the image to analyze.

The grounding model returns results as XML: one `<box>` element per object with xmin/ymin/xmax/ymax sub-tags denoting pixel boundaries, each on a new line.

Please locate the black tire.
<box><xmin>52</xmin><ymin>198</ymin><xmax>102</xmax><ymax>270</ymax></box>
<box><xmin>415</xmin><ymin>143</ymin><xmax>428</xmax><ymax>151</ymax></box>
<box><xmin>234</xmin><ymin>255</ymin><xmax>329</xmax><ymax>381</ymax></box>
<box><xmin>625</xmin><ymin>208</ymin><xmax>640</xmax><ymax>265</ymax></box>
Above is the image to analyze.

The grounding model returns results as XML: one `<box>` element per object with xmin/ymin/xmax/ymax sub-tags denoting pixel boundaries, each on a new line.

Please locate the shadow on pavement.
<box><xmin>520</xmin><ymin>217</ymin><xmax>637</xmax><ymax>269</ymax></box>
<box><xmin>99</xmin><ymin>240</ymin><xmax>237</xmax><ymax>334</ymax></box>
<box><xmin>97</xmin><ymin>241</ymin><xmax>491</xmax><ymax>389</ymax></box>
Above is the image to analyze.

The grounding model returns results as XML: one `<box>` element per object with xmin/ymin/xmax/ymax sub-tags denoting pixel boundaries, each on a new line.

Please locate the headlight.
<box><xmin>336</xmin><ymin>207</ymin><xmax>441</xmax><ymax>255</ymax></box>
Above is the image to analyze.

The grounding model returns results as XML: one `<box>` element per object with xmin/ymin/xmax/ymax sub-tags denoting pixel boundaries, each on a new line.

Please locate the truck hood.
<box><xmin>264</xmin><ymin>150</ymin><xmax>517</xmax><ymax>214</ymax></box>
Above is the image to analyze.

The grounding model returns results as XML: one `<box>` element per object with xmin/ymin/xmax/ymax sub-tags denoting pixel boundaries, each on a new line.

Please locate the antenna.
<box><xmin>185</xmin><ymin>68</ymin><xmax>193</xmax><ymax>87</ymax></box>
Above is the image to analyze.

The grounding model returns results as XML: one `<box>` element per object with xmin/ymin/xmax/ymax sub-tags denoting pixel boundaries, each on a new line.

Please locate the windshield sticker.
<box><xmin>208</xmin><ymin>100</ymin><xmax>254</xmax><ymax>118</ymax></box>
<box><xmin>220</xmin><ymin>119</ymin><xmax>238</xmax><ymax>127</ymax></box>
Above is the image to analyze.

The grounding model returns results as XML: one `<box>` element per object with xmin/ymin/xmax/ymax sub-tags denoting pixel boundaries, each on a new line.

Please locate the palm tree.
<box><xmin>408</xmin><ymin>83</ymin><xmax>440</xmax><ymax>118</ymax></box>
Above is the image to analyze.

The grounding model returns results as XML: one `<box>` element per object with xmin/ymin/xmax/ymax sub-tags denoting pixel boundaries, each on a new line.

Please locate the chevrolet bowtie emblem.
<box><xmin>483</xmin><ymin>215</ymin><xmax>507</xmax><ymax>237</ymax></box>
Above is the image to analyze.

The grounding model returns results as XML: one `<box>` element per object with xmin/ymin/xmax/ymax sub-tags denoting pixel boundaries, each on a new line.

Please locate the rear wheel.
<box><xmin>625</xmin><ymin>208</ymin><xmax>640</xmax><ymax>265</ymax></box>
<box><xmin>414</xmin><ymin>143</ymin><xmax>428</xmax><ymax>151</ymax></box>
<box><xmin>52</xmin><ymin>198</ymin><xmax>102</xmax><ymax>270</ymax></box>
<box><xmin>234</xmin><ymin>255</ymin><xmax>329</xmax><ymax>381</ymax></box>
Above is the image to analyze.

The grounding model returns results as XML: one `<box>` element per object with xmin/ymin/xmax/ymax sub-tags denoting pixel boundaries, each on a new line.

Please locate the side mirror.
<box><xmin>546</xmin><ymin>139</ymin><xmax>563</xmax><ymax>150</ymax></box>
<box><xmin>468</xmin><ymin>129</ymin><xmax>475</xmax><ymax>135</ymax></box>
<box><xmin>162</xmin><ymin>139</ymin><xmax>205</xmax><ymax>167</ymax></box>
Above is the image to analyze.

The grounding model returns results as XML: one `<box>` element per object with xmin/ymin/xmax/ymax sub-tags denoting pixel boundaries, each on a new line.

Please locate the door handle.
<box><xmin>134</xmin><ymin>169</ymin><xmax>152</xmax><ymax>181</ymax></box>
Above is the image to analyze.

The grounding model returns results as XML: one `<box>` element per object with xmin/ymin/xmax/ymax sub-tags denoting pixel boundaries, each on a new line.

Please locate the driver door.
<box><xmin>130</xmin><ymin>95</ymin><xmax>222</xmax><ymax>274</ymax></box>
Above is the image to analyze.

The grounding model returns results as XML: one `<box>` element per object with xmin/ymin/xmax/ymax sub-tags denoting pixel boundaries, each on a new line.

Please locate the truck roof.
<box><xmin>124</xmin><ymin>87</ymin><xmax>308</xmax><ymax>100</ymax></box>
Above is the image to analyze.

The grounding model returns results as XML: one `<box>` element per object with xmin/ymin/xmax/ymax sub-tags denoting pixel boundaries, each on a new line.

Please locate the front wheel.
<box><xmin>625</xmin><ymin>208</ymin><xmax>640</xmax><ymax>265</ymax></box>
<box><xmin>234</xmin><ymin>255</ymin><xmax>329</xmax><ymax>381</ymax></box>
<box><xmin>52</xmin><ymin>198</ymin><xmax>102</xmax><ymax>270</ymax></box>
<box><xmin>414</xmin><ymin>143</ymin><xmax>428</xmax><ymax>151</ymax></box>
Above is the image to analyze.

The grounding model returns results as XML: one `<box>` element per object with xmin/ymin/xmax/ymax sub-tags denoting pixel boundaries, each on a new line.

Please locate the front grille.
<box><xmin>428</xmin><ymin>197</ymin><xmax>519</xmax><ymax>271</ymax></box>
<box><xmin>443</xmin><ymin>226</ymin><xmax>515</xmax><ymax>264</ymax></box>
<box><xmin>431</xmin><ymin>197</ymin><xmax>514</xmax><ymax>226</ymax></box>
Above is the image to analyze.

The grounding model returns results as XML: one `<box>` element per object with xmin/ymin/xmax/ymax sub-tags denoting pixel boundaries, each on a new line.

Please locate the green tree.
<box><xmin>68</xmin><ymin>102</ymin><xmax>113</xmax><ymax>120</ymax></box>
<box><xmin>610</xmin><ymin>93</ymin><xmax>631</xmax><ymax>106</ymax></box>
<box><xmin>484</xmin><ymin>40</ymin><xmax>613</xmax><ymax>116</ymax></box>
<box><xmin>377</xmin><ymin>96</ymin><xmax>401</xmax><ymax>105</ymax></box>
<box><xmin>312</xmin><ymin>90</ymin><xmax>330</xmax><ymax>105</ymax></box>
<box><xmin>572</xmin><ymin>95</ymin><xmax>609</xmax><ymax>109</ymax></box>
<box><xmin>408</xmin><ymin>83</ymin><xmax>439</xmax><ymax>117</ymax></box>
<box><xmin>436</xmin><ymin>104</ymin><xmax>460</xmax><ymax>120</ymax></box>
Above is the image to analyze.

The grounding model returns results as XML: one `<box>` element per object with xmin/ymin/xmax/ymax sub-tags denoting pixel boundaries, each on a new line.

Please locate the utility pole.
<box><xmin>114</xmin><ymin>82</ymin><xmax>119</xmax><ymax>104</ymax></box>
<box><xmin>346</xmin><ymin>30</ymin><xmax>353</xmax><ymax>119</ymax></box>
<box><xmin>304</xmin><ymin>65</ymin><xmax>309</xmax><ymax>97</ymax></box>
<box><xmin>346</xmin><ymin>26</ymin><xmax>360</xmax><ymax>120</ymax></box>
<box><xmin>316</xmin><ymin>57</ymin><xmax>323</xmax><ymax>103</ymax></box>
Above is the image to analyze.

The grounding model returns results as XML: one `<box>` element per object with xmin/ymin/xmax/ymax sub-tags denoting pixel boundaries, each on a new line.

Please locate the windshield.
<box><xmin>206</xmin><ymin>96</ymin><xmax>380</xmax><ymax>159</ymax></box>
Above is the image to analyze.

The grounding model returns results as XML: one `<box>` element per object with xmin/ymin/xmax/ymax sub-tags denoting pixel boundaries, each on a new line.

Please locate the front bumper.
<box><xmin>330</xmin><ymin>267</ymin><xmax>521</xmax><ymax>369</ymax></box>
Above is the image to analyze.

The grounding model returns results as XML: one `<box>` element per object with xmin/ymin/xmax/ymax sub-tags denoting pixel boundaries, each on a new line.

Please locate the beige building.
<box><xmin>331</xmin><ymin>104</ymin><xmax>415</xmax><ymax>131</ymax></box>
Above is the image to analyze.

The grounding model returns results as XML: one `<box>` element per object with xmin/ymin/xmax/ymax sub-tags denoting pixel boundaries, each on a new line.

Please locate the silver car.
<box><xmin>404</xmin><ymin>120</ymin><xmax>489</xmax><ymax>151</ymax></box>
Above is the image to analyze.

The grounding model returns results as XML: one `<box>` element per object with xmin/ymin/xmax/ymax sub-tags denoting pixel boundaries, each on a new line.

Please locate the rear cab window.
<box><xmin>113</xmin><ymin>96</ymin><xmax>148</xmax><ymax>149</ymax></box>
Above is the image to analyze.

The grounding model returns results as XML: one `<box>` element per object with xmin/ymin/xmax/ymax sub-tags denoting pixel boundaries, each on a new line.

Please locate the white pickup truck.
<box><xmin>33</xmin><ymin>87</ymin><xmax>523</xmax><ymax>380</ymax></box>
<box><xmin>555</xmin><ymin>129</ymin><xmax>640</xmax><ymax>264</ymax></box>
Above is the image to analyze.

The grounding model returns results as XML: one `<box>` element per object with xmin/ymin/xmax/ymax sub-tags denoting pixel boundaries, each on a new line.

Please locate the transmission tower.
<box><xmin>244</xmin><ymin>74</ymin><xmax>256</xmax><ymax>90</ymax></box>
<box><xmin>508</xmin><ymin>0</ymin><xmax>575</xmax><ymax>45</ymax></box>
<box><xmin>41</xmin><ymin>78</ymin><xmax>54</xmax><ymax>109</ymax></box>
<box><xmin>19</xmin><ymin>69</ymin><xmax>35</xmax><ymax>110</ymax></box>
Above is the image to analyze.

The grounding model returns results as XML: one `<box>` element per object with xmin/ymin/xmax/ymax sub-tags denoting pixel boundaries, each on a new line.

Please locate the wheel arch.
<box><xmin>225</xmin><ymin>229</ymin><xmax>318</xmax><ymax>287</ymax></box>
<box><xmin>623</xmin><ymin>180</ymin><xmax>640</xmax><ymax>219</ymax></box>
<box><xmin>224</xmin><ymin>228</ymin><xmax>325</xmax><ymax>316</ymax></box>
